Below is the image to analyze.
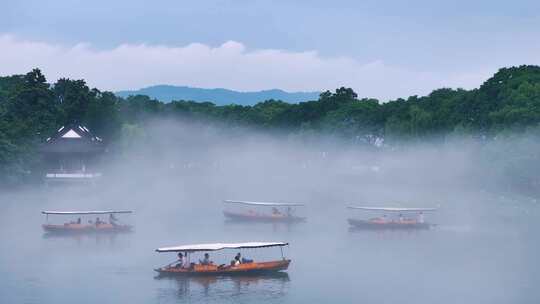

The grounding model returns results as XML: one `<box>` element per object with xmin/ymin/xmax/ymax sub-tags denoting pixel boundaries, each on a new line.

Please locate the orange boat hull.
<box><xmin>155</xmin><ymin>259</ymin><xmax>291</xmax><ymax>276</ymax></box>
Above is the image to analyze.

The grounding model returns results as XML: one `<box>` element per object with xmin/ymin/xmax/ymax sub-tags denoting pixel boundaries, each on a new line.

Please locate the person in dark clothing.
<box><xmin>234</xmin><ymin>252</ymin><xmax>242</xmax><ymax>266</ymax></box>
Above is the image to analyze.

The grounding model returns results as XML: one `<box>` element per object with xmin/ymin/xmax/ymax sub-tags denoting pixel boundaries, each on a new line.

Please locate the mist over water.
<box><xmin>1</xmin><ymin>120</ymin><xmax>539</xmax><ymax>303</ymax></box>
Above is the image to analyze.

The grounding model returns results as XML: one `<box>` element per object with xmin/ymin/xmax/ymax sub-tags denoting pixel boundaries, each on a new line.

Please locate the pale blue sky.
<box><xmin>1</xmin><ymin>0</ymin><xmax>539</xmax><ymax>99</ymax></box>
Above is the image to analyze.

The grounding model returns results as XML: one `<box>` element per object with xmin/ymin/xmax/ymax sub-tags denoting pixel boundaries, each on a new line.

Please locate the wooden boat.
<box><xmin>223</xmin><ymin>200</ymin><xmax>306</xmax><ymax>223</ymax></box>
<box><xmin>347</xmin><ymin>218</ymin><xmax>432</xmax><ymax>230</ymax></box>
<box><xmin>41</xmin><ymin>210</ymin><xmax>133</xmax><ymax>234</ymax></box>
<box><xmin>155</xmin><ymin>242</ymin><xmax>291</xmax><ymax>276</ymax></box>
<box><xmin>347</xmin><ymin>206</ymin><xmax>437</xmax><ymax>230</ymax></box>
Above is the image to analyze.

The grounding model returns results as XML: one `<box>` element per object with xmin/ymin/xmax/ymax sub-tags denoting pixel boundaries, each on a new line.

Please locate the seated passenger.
<box><xmin>200</xmin><ymin>253</ymin><xmax>212</xmax><ymax>265</ymax></box>
<box><xmin>76</xmin><ymin>217</ymin><xmax>81</xmax><ymax>224</ymax></box>
<box><xmin>109</xmin><ymin>213</ymin><xmax>118</xmax><ymax>226</ymax></box>
<box><xmin>175</xmin><ymin>252</ymin><xmax>185</xmax><ymax>268</ymax></box>
<box><xmin>234</xmin><ymin>252</ymin><xmax>242</xmax><ymax>266</ymax></box>
<box><xmin>241</xmin><ymin>257</ymin><xmax>253</xmax><ymax>263</ymax></box>
<box><xmin>272</xmin><ymin>207</ymin><xmax>281</xmax><ymax>216</ymax></box>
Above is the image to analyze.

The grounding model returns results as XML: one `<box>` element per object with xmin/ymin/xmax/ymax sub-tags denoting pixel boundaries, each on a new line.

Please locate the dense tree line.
<box><xmin>115</xmin><ymin>67</ymin><xmax>540</xmax><ymax>140</ymax></box>
<box><xmin>1</xmin><ymin>66</ymin><xmax>539</xmax><ymax>191</ymax></box>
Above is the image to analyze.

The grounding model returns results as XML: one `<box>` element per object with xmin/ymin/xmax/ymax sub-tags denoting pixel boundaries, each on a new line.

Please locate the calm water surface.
<box><xmin>0</xmin><ymin>185</ymin><xmax>539</xmax><ymax>304</ymax></box>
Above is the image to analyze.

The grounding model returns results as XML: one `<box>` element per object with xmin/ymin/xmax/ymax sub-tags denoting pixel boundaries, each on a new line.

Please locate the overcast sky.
<box><xmin>1</xmin><ymin>0</ymin><xmax>539</xmax><ymax>101</ymax></box>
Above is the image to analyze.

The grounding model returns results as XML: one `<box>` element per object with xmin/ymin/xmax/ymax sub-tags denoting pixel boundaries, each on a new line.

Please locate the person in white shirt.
<box><xmin>176</xmin><ymin>252</ymin><xmax>185</xmax><ymax>268</ymax></box>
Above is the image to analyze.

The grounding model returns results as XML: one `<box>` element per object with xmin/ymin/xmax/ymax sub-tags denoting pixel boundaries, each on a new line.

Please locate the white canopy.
<box><xmin>42</xmin><ymin>210</ymin><xmax>133</xmax><ymax>215</ymax></box>
<box><xmin>224</xmin><ymin>200</ymin><xmax>304</xmax><ymax>207</ymax></box>
<box><xmin>347</xmin><ymin>206</ymin><xmax>438</xmax><ymax>212</ymax></box>
<box><xmin>156</xmin><ymin>242</ymin><xmax>288</xmax><ymax>253</ymax></box>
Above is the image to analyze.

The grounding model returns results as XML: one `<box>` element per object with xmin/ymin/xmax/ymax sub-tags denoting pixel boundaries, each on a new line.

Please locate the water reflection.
<box><xmin>155</xmin><ymin>272</ymin><xmax>290</xmax><ymax>302</ymax></box>
<box><xmin>43</xmin><ymin>232</ymin><xmax>122</xmax><ymax>242</ymax></box>
<box><xmin>41</xmin><ymin>232</ymin><xmax>132</xmax><ymax>251</ymax></box>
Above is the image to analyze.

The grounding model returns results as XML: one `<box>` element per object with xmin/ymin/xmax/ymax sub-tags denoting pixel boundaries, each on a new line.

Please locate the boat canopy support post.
<box><xmin>280</xmin><ymin>246</ymin><xmax>284</xmax><ymax>259</ymax></box>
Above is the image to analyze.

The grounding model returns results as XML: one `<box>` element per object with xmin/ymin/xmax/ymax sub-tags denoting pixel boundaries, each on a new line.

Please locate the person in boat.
<box><xmin>95</xmin><ymin>217</ymin><xmax>102</xmax><ymax>226</ymax></box>
<box><xmin>371</xmin><ymin>214</ymin><xmax>385</xmax><ymax>223</ymax></box>
<box><xmin>76</xmin><ymin>217</ymin><xmax>81</xmax><ymax>224</ymax></box>
<box><xmin>241</xmin><ymin>256</ymin><xmax>254</xmax><ymax>263</ymax></box>
<box><xmin>200</xmin><ymin>253</ymin><xmax>213</xmax><ymax>265</ymax></box>
<box><xmin>233</xmin><ymin>252</ymin><xmax>242</xmax><ymax>266</ymax></box>
<box><xmin>272</xmin><ymin>207</ymin><xmax>282</xmax><ymax>217</ymax></box>
<box><xmin>175</xmin><ymin>252</ymin><xmax>185</xmax><ymax>268</ymax></box>
<box><xmin>398</xmin><ymin>213</ymin><xmax>404</xmax><ymax>223</ymax></box>
<box><xmin>109</xmin><ymin>213</ymin><xmax>118</xmax><ymax>226</ymax></box>
<box><xmin>418</xmin><ymin>211</ymin><xmax>424</xmax><ymax>224</ymax></box>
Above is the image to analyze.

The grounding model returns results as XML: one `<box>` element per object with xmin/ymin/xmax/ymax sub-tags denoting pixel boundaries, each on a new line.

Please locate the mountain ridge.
<box><xmin>116</xmin><ymin>85</ymin><xmax>321</xmax><ymax>105</ymax></box>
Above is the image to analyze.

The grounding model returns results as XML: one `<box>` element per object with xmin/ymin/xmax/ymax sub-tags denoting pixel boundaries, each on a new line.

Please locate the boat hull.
<box><xmin>42</xmin><ymin>224</ymin><xmax>132</xmax><ymax>234</ymax></box>
<box><xmin>223</xmin><ymin>211</ymin><xmax>305</xmax><ymax>223</ymax></box>
<box><xmin>347</xmin><ymin>218</ymin><xmax>432</xmax><ymax>230</ymax></box>
<box><xmin>155</xmin><ymin>259</ymin><xmax>291</xmax><ymax>276</ymax></box>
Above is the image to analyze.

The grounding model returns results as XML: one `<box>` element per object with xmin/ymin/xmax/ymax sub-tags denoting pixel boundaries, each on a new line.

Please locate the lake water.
<box><xmin>1</xmin><ymin>180</ymin><xmax>539</xmax><ymax>304</ymax></box>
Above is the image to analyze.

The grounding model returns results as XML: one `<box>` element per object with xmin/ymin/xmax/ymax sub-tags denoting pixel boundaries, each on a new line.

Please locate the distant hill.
<box><xmin>115</xmin><ymin>85</ymin><xmax>320</xmax><ymax>105</ymax></box>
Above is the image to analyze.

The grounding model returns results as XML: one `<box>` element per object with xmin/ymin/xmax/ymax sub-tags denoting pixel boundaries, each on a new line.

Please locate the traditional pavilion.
<box><xmin>40</xmin><ymin>124</ymin><xmax>105</xmax><ymax>184</ymax></box>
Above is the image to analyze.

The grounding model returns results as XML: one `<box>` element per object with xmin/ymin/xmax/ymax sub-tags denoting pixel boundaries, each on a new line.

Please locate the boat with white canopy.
<box><xmin>41</xmin><ymin>210</ymin><xmax>133</xmax><ymax>233</ymax></box>
<box><xmin>223</xmin><ymin>200</ymin><xmax>306</xmax><ymax>223</ymax></box>
<box><xmin>347</xmin><ymin>206</ymin><xmax>438</xmax><ymax>230</ymax></box>
<box><xmin>155</xmin><ymin>242</ymin><xmax>291</xmax><ymax>275</ymax></box>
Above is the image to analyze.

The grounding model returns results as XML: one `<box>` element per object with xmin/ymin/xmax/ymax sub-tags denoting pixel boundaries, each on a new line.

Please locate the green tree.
<box><xmin>54</xmin><ymin>78</ymin><xmax>92</xmax><ymax>124</ymax></box>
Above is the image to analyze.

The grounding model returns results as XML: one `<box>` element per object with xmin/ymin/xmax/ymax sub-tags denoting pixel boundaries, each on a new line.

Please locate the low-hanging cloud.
<box><xmin>0</xmin><ymin>34</ymin><xmax>493</xmax><ymax>100</ymax></box>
